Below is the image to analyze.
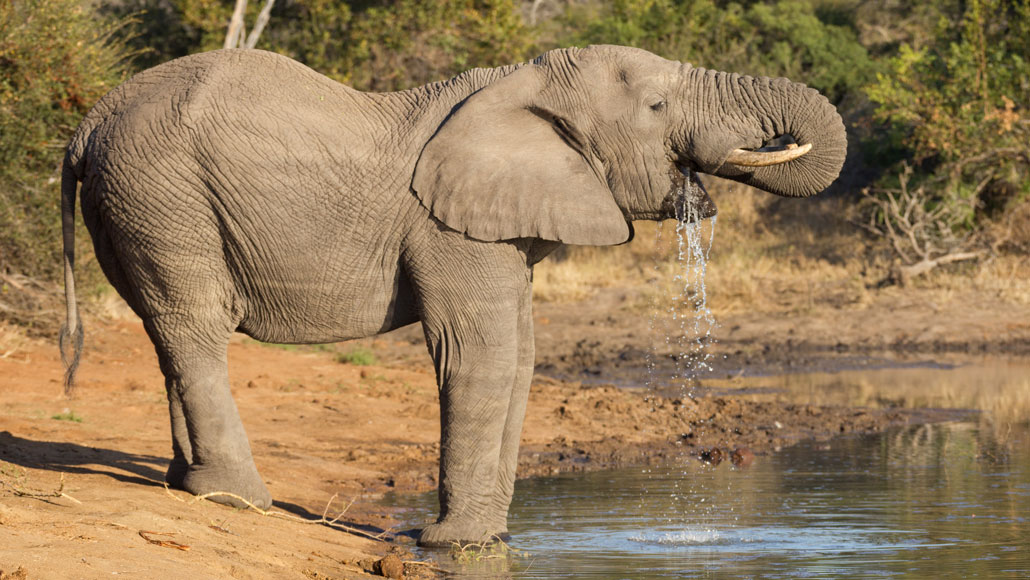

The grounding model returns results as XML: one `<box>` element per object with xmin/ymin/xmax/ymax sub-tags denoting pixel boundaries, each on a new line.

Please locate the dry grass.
<box><xmin>0</xmin><ymin>321</ymin><xmax>36</xmax><ymax>359</ymax></box>
<box><xmin>534</xmin><ymin>180</ymin><xmax>871</xmax><ymax>315</ymax></box>
<box><xmin>534</xmin><ymin>179</ymin><xmax>1030</xmax><ymax>315</ymax></box>
<box><xmin>917</xmin><ymin>254</ymin><xmax>1030</xmax><ymax>305</ymax></box>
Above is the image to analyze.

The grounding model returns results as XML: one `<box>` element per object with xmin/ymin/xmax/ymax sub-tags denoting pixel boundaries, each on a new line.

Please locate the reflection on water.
<box><xmin>701</xmin><ymin>356</ymin><xmax>1030</xmax><ymax>428</ymax></box>
<box><xmin>390</xmin><ymin>421</ymin><xmax>1030</xmax><ymax>578</ymax></box>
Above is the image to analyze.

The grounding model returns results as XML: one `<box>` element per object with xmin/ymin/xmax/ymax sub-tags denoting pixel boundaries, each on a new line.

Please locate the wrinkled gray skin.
<box><xmin>60</xmin><ymin>45</ymin><xmax>845</xmax><ymax>547</ymax></box>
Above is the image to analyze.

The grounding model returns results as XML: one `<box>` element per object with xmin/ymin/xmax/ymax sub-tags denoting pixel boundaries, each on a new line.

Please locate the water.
<box><xmin>648</xmin><ymin>174</ymin><xmax>719</xmax><ymax>387</ymax></box>
<box><xmin>388</xmin><ymin>420</ymin><xmax>1030</xmax><ymax>578</ymax></box>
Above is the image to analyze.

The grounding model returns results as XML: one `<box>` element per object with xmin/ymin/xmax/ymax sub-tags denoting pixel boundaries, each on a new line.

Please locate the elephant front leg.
<box><xmin>491</xmin><ymin>290</ymin><xmax>535</xmax><ymax>536</ymax></box>
<box><xmin>418</xmin><ymin>339</ymin><xmax>520</xmax><ymax>547</ymax></box>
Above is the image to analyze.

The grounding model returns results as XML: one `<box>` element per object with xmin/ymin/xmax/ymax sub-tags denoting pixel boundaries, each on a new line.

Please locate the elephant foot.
<box><xmin>417</xmin><ymin>519</ymin><xmax>509</xmax><ymax>548</ymax></box>
<box><xmin>164</xmin><ymin>456</ymin><xmax>189</xmax><ymax>489</ymax></box>
<box><xmin>182</xmin><ymin>462</ymin><xmax>272</xmax><ymax>510</ymax></box>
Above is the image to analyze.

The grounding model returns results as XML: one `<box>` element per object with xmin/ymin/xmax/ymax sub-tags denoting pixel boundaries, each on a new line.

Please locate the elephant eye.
<box><xmin>649</xmin><ymin>100</ymin><xmax>666</xmax><ymax>112</ymax></box>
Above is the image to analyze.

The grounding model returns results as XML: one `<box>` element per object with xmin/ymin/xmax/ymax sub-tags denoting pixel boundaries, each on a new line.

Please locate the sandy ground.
<box><xmin>1</xmin><ymin>283</ymin><xmax>1026</xmax><ymax>579</ymax></box>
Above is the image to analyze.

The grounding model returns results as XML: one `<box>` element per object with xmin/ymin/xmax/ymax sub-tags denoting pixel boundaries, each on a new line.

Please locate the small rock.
<box><xmin>699</xmin><ymin>448</ymin><xmax>724</xmax><ymax>465</ymax></box>
<box><xmin>374</xmin><ymin>554</ymin><xmax>404</xmax><ymax>579</ymax></box>
<box><xmin>731</xmin><ymin>447</ymin><xmax>755</xmax><ymax>468</ymax></box>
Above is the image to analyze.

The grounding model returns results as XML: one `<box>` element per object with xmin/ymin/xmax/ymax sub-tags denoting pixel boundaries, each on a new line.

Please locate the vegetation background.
<box><xmin>1</xmin><ymin>0</ymin><xmax>1028</xmax><ymax>332</ymax></box>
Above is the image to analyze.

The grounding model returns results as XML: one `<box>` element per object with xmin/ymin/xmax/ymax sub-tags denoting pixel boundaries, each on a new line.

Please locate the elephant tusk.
<box><xmin>724</xmin><ymin>142</ymin><xmax>812</xmax><ymax>167</ymax></box>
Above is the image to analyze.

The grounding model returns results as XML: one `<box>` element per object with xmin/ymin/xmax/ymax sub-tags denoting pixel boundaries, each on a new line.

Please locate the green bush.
<box><xmin>0</xmin><ymin>0</ymin><xmax>135</xmax><ymax>280</ymax></box>
<box><xmin>105</xmin><ymin>0</ymin><xmax>531</xmax><ymax>91</ymax></box>
<box><xmin>551</xmin><ymin>0</ymin><xmax>876</xmax><ymax>103</ymax></box>
<box><xmin>863</xmin><ymin>0</ymin><xmax>1030</xmax><ymax>262</ymax></box>
<box><xmin>340</xmin><ymin>0</ymin><xmax>530</xmax><ymax>91</ymax></box>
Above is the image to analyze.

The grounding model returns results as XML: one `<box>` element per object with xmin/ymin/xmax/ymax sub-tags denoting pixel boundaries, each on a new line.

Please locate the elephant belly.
<box><xmin>233</xmin><ymin>255</ymin><xmax>420</xmax><ymax>344</ymax></box>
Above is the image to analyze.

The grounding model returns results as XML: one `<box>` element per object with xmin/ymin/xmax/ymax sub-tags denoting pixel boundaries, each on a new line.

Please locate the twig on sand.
<box><xmin>138</xmin><ymin>530</ymin><xmax>191</xmax><ymax>551</ymax></box>
<box><xmin>162</xmin><ymin>485</ymin><xmax>388</xmax><ymax>540</ymax></box>
<box><xmin>0</xmin><ymin>471</ymin><xmax>81</xmax><ymax>505</ymax></box>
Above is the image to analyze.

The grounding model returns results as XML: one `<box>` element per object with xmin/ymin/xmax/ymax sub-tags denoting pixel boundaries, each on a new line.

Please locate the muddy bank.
<box><xmin>520</xmin><ymin>286</ymin><xmax>1030</xmax><ymax>385</ymax></box>
<box><xmin>0</xmin><ymin>314</ymin><xmax>988</xmax><ymax>579</ymax></box>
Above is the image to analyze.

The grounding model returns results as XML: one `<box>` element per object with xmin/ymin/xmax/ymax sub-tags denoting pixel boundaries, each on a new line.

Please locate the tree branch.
<box><xmin>244</xmin><ymin>0</ymin><xmax>275</xmax><ymax>49</ymax></box>
<box><xmin>224</xmin><ymin>0</ymin><xmax>248</xmax><ymax>49</ymax></box>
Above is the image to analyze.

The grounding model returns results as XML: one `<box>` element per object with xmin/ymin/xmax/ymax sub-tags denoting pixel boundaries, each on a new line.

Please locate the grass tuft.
<box><xmin>51</xmin><ymin>409</ymin><xmax>83</xmax><ymax>423</ymax></box>
<box><xmin>336</xmin><ymin>347</ymin><xmax>377</xmax><ymax>366</ymax></box>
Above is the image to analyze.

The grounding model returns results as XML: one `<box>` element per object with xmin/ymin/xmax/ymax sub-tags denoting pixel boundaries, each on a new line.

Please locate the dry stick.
<box><xmin>162</xmin><ymin>485</ymin><xmax>388</xmax><ymax>541</ymax></box>
<box><xmin>139</xmin><ymin>530</ymin><xmax>191</xmax><ymax>551</ymax></box>
<box><xmin>0</xmin><ymin>473</ymin><xmax>82</xmax><ymax>504</ymax></box>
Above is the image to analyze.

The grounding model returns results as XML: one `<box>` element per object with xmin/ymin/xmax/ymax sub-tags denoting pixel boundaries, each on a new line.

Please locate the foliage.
<box><xmin>105</xmin><ymin>0</ymin><xmax>531</xmax><ymax>90</ymax></box>
<box><xmin>0</xmin><ymin>0</ymin><xmax>135</xmax><ymax>280</ymax></box>
<box><xmin>863</xmin><ymin>0</ymin><xmax>1030</xmax><ymax>266</ymax></box>
<box><xmin>551</xmin><ymin>0</ymin><xmax>876</xmax><ymax>103</ymax></box>
<box><xmin>339</xmin><ymin>0</ymin><xmax>531</xmax><ymax>90</ymax></box>
<box><xmin>260</xmin><ymin>0</ymin><xmax>354</xmax><ymax>81</ymax></box>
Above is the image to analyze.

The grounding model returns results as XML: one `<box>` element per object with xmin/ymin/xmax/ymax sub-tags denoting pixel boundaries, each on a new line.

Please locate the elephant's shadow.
<box><xmin>0</xmin><ymin>431</ymin><xmax>389</xmax><ymax>537</ymax></box>
<box><xmin>0</xmin><ymin>430</ymin><xmax>168</xmax><ymax>488</ymax></box>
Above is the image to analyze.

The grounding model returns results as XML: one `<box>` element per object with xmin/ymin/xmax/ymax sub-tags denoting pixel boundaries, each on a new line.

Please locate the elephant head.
<box><xmin>412</xmin><ymin>45</ymin><xmax>846</xmax><ymax>245</ymax></box>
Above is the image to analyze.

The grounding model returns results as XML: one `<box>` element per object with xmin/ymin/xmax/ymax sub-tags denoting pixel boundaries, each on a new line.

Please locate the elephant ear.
<box><xmin>411</xmin><ymin>64</ymin><xmax>630</xmax><ymax>246</ymax></box>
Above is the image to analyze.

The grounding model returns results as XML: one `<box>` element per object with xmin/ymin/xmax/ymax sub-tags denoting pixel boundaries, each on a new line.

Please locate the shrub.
<box><xmin>341</xmin><ymin>0</ymin><xmax>531</xmax><ymax>91</ymax></box>
<box><xmin>0</xmin><ymin>0</ymin><xmax>135</xmax><ymax>280</ymax></box>
<box><xmin>551</xmin><ymin>0</ymin><xmax>876</xmax><ymax>103</ymax></box>
<box><xmin>105</xmin><ymin>0</ymin><xmax>531</xmax><ymax>90</ymax></box>
<box><xmin>862</xmin><ymin>0</ymin><xmax>1030</xmax><ymax>270</ymax></box>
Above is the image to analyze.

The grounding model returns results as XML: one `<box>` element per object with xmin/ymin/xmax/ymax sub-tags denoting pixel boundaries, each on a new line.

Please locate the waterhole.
<box><xmin>386</xmin><ymin>361</ymin><xmax>1030</xmax><ymax>578</ymax></box>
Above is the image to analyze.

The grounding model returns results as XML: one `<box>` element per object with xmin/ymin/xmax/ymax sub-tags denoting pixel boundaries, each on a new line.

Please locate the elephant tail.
<box><xmin>59</xmin><ymin>152</ymin><xmax>84</xmax><ymax>397</ymax></box>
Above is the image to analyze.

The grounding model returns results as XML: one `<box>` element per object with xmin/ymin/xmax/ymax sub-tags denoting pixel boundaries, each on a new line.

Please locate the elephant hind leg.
<box><xmin>143</xmin><ymin>310</ymin><xmax>271</xmax><ymax>510</ymax></box>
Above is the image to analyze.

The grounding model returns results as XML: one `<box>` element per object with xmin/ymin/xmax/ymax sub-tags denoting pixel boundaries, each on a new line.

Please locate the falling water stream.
<box><xmin>647</xmin><ymin>173</ymin><xmax>718</xmax><ymax>389</ymax></box>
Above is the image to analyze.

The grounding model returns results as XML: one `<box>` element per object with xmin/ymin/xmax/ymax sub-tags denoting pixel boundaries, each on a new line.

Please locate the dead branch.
<box><xmin>139</xmin><ymin>530</ymin><xmax>191</xmax><ymax>551</ymax></box>
<box><xmin>162</xmin><ymin>485</ymin><xmax>387</xmax><ymax>541</ymax></box>
<box><xmin>224</xmin><ymin>0</ymin><xmax>248</xmax><ymax>49</ymax></box>
<box><xmin>893</xmin><ymin>251</ymin><xmax>983</xmax><ymax>287</ymax></box>
<box><xmin>0</xmin><ymin>472</ymin><xmax>81</xmax><ymax>504</ymax></box>
<box><xmin>857</xmin><ymin>162</ymin><xmax>984</xmax><ymax>284</ymax></box>
<box><xmin>224</xmin><ymin>0</ymin><xmax>276</xmax><ymax>50</ymax></box>
<box><xmin>244</xmin><ymin>0</ymin><xmax>275</xmax><ymax>49</ymax></box>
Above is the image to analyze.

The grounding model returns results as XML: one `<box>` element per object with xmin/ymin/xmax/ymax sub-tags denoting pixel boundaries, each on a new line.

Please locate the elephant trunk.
<box><xmin>679</xmin><ymin>67</ymin><xmax>847</xmax><ymax>198</ymax></box>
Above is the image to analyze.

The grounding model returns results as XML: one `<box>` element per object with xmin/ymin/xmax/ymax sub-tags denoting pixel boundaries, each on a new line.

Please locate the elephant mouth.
<box><xmin>664</xmin><ymin>167</ymin><xmax>716</xmax><ymax>223</ymax></box>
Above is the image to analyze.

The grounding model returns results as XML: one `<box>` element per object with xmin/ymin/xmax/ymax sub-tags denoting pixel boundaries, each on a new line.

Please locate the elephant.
<box><xmin>58</xmin><ymin>45</ymin><xmax>846</xmax><ymax>547</ymax></box>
